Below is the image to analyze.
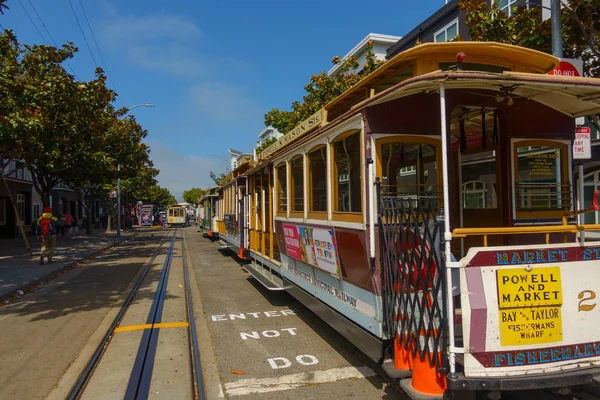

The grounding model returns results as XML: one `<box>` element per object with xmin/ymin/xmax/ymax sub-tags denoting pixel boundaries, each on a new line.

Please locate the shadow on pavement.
<box><xmin>0</xmin><ymin>233</ymin><xmax>179</xmax><ymax>322</ymax></box>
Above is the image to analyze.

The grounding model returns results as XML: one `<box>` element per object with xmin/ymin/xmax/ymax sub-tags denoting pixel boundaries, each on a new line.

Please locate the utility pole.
<box><xmin>551</xmin><ymin>0</ymin><xmax>563</xmax><ymax>58</ymax></box>
<box><xmin>117</xmin><ymin>163</ymin><xmax>121</xmax><ymax>238</ymax></box>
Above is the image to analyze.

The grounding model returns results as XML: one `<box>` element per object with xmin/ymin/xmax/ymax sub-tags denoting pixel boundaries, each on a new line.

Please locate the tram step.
<box><xmin>382</xmin><ymin>359</ymin><xmax>411</xmax><ymax>379</ymax></box>
<box><xmin>243</xmin><ymin>262</ymin><xmax>286</xmax><ymax>291</ymax></box>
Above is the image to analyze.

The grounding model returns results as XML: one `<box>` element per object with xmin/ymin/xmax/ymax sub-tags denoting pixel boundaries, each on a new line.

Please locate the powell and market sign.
<box><xmin>259</xmin><ymin>109</ymin><xmax>324</xmax><ymax>160</ymax></box>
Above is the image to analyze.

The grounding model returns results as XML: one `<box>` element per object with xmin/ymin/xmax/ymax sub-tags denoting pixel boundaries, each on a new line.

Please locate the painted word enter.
<box><xmin>211</xmin><ymin>310</ymin><xmax>295</xmax><ymax>321</ymax></box>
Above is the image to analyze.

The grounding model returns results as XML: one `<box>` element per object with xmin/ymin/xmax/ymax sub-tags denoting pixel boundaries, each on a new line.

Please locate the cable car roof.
<box><xmin>368</xmin><ymin>70</ymin><xmax>600</xmax><ymax>118</ymax></box>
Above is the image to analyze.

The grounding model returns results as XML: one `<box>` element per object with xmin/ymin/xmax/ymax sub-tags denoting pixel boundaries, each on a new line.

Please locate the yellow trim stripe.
<box><xmin>114</xmin><ymin>322</ymin><xmax>189</xmax><ymax>332</ymax></box>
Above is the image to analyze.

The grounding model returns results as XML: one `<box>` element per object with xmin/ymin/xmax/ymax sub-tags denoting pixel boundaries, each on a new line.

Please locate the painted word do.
<box><xmin>267</xmin><ymin>355</ymin><xmax>319</xmax><ymax>370</ymax></box>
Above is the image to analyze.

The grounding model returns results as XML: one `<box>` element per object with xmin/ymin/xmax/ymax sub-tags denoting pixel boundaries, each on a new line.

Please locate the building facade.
<box><xmin>328</xmin><ymin>33</ymin><xmax>401</xmax><ymax>77</ymax></box>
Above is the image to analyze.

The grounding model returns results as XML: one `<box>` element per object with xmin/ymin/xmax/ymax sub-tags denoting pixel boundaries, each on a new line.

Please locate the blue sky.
<box><xmin>2</xmin><ymin>0</ymin><xmax>444</xmax><ymax>200</ymax></box>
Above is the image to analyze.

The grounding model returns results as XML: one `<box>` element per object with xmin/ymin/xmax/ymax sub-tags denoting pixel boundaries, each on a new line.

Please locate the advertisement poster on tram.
<box><xmin>282</xmin><ymin>224</ymin><xmax>340</xmax><ymax>276</ymax></box>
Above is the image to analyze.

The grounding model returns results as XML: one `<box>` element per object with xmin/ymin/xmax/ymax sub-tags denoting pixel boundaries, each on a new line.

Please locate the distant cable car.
<box><xmin>167</xmin><ymin>205</ymin><xmax>187</xmax><ymax>226</ymax></box>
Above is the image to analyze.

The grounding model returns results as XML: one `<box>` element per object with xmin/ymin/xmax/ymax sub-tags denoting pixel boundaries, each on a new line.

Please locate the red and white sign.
<box><xmin>549</xmin><ymin>58</ymin><xmax>583</xmax><ymax>77</ymax></box>
<box><xmin>573</xmin><ymin>127</ymin><xmax>591</xmax><ymax>160</ymax></box>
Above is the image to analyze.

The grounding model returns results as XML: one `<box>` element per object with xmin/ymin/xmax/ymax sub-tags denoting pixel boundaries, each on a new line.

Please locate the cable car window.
<box><xmin>514</xmin><ymin>142</ymin><xmax>570</xmax><ymax>216</ymax></box>
<box><xmin>461</xmin><ymin>151</ymin><xmax>497</xmax><ymax>209</ymax></box>
<box><xmin>308</xmin><ymin>146</ymin><xmax>327</xmax><ymax>212</ymax></box>
<box><xmin>255</xmin><ymin>172</ymin><xmax>262</xmax><ymax>212</ymax></box>
<box><xmin>380</xmin><ymin>141</ymin><xmax>437</xmax><ymax>199</ymax></box>
<box><xmin>333</xmin><ymin>132</ymin><xmax>361</xmax><ymax>213</ymax></box>
<box><xmin>277</xmin><ymin>164</ymin><xmax>287</xmax><ymax>213</ymax></box>
<box><xmin>290</xmin><ymin>156</ymin><xmax>304</xmax><ymax>212</ymax></box>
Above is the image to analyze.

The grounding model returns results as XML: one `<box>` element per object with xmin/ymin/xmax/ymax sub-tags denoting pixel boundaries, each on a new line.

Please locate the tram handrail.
<box><xmin>452</xmin><ymin>224</ymin><xmax>600</xmax><ymax>246</ymax></box>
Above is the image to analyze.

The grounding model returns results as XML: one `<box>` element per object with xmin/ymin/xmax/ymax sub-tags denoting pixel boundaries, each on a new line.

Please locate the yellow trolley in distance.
<box><xmin>167</xmin><ymin>205</ymin><xmax>187</xmax><ymax>226</ymax></box>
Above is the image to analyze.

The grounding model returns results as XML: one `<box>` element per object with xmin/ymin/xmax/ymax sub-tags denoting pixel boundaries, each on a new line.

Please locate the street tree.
<box><xmin>64</xmin><ymin>110</ymin><xmax>156</xmax><ymax>232</ymax></box>
<box><xmin>459</xmin><ymin>0</ymin><xmax>599</xmax><ymax>77</ymax></box>
<box><xmin>264</xmin><ymin>40</ymin><xmax>385</xmax><ymax>134</ymax></box>
<box><xmin>0</xmin><ymin>0</ymin><xmax>8</xmax><ymax>15</ymax></box>
<box><xmin>209</xmin><ymin>171</ymin><xmax>227</xmax><ymax>186</ymax></box>
<box><xmin>140</xmin><ymin>185</ymin><xmax>177</xmax><ymax>209</ymax></box>
<box><xmin>183</xmin><ymin>187</ymin><xmax>205</xmax><ymax>206</ymax></box>
<box><xmin>0</xmin><ymin>31</ymin><xmax>116</xmax><ymax>205</ymax></box>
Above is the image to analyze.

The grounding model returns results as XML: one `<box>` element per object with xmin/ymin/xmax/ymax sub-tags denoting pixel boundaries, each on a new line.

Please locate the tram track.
<box><xmin>66</xmin><ymin>227</ymin><xmax>206</xmax><ymax>400</ymax></box>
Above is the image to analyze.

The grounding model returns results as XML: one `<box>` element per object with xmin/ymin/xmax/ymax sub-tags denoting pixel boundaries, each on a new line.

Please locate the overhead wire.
<box><xmin>67</xmin><ymin>0</ymin><xmax>100</xmax><ymax>70</ymax></box>
<box><xmin>76</xmin><ymin>0</ymin><xmax>124</xmax><ymax>107</ymax></box>
<box><xmin>16</xmin><ymin>0</ymin><xmax>48</xmax><ymax>44</ymax></box>
<box><xmin>25</xmin><ymin>0</ymin><xmax>78</xmax><ymax>77</ymax></box>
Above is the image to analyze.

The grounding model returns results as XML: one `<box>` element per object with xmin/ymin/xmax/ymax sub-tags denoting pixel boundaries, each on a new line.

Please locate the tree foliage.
<box><xmin>0</xmin><ymin>30</ymin><xmax>117</xmax><ymax>205</ymax></box>
<box><xmin>264</xmin><ymin>40</ymin><xmax>385</xmax><ymax>134</ymax></box>
<box><xmin>141</xmin><ymin>185</ymin><xmax>176</xmax><ymax>209</ymax></box>
<box><xmin>459</xmin><ymin>0</ymin><xmax>600</xmax><ymax>77</ymax></box>
<box><xmin>182</xmin><ymin>187</ymin><xmax>205</xmax><ymax>205</ymax></box>
<box><xmin>209</xmin><ymin>171</ymin><xmax>226</xmax><ymax>186</ymax></box>
<box><xmin>255</xmin><ymin>137</ymin><xmax>277</xmax><ymax>154</ymax></box>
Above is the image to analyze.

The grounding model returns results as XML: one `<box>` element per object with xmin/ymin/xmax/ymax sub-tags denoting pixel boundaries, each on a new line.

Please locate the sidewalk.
<box><xmin>0</xmin><ymin>229</ymin><xmax>135</xmax><ymax>301</ymax></box>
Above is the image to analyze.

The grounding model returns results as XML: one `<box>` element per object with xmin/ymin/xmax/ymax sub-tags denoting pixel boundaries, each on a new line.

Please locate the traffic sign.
<box><xmin>110</xmin><ymin>190</ymin><xmax>117</xmax><ymax>199</ymax></box>
<box><xmin>573</xmin><ymin>127</ymin><xmax>591</xmax><ymax>160</ymax></box>
<box><xmin>549</xmin><ymin>58</ymin><xmax>583</xmax><ymax>77</ymax></box>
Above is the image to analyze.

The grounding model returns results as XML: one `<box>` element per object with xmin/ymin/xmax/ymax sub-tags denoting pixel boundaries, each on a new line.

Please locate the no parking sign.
<box><xmin>573</xmin><ymin>127</ymin><xmax>591</xmax><ymax>160</ymax></box>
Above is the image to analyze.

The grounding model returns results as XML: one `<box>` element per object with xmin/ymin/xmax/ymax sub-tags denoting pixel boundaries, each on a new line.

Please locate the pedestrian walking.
<box><xmin>36</xmin><ymin>206</ymin><xmax>58</xmax><ymax>265</ymax></box>
<box><xmin>57</xmin><ymin>214</ymin><xmax>66</xmax><ymax>236</ymax></box>
<box><xmin>64</xmin><ymin>212</ymin><xmax>75</xmax><ymax>236</ymax></box>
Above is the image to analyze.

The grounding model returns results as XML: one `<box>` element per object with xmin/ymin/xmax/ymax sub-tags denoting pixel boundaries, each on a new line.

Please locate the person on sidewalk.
<box><xmin>36</xmin><ymin>206</ymin><xmax>58</xmax><ymax>265</ymax></box>
<box><xmin>64</xmin><ymin>212</ymin><xmax>75</xmax><ymax>236</ymax></box>
<box><xmin>57</xmin><ymin>215</ymin><xmax>66</xmax><ymax>236</ymax></box>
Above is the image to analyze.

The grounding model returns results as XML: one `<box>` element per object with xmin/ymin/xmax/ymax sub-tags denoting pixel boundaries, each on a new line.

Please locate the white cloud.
<box><xmin>191</xmin><ymin>82</ymin><xmax>261</xmax><ymax>121</ymax></box>
<box><xmin>101</xmin><ymin>13</ymin><xmax>202</xmax><ymax>49</ymax></box>
<box><xmin>147</xmin><ymin>139</ymin><xmax>222</xmax><ymax>201</ymax></box>
<box><xmin>99</xmin><ymin>6</ymin><xmax>206</xmax><ymax>76</ymax></box>
<box><xmin>128</xmin><ymin>43</ymin><xmax>213</xmax><ymax>76</ymax></box>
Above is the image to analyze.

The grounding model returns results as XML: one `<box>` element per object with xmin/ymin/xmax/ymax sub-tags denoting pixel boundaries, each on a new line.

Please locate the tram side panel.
<box><xmin>271</xmin><ymin>220</ymin><xmax>385</xmax><ymax>360</ymax></box>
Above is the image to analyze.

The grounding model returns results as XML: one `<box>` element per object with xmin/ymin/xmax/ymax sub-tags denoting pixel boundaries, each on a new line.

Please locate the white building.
<box><xmin>228</xmin><ymin>148</ymin><xmax>253</xmax><ymax>171</ymax></box>
<box><xmin>327</xmin><ymin>33</ymin><xmax>402</xmax><ymax>77</ymax></box>
<box><xmin>257</xmin><ymin>126</ymin><xmax>282</xmax><ymax>144</ymax></box>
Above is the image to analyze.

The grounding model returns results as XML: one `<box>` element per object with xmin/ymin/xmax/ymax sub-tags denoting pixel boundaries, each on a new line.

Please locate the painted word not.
<box><xmin>211</xmin><ymin>310</ymin><xmax>296</xmax><ymax>321</ymax></box>
<box><xmin>240</xmin><ymin>328</ymin><xmax>298</xmax><ymax>340</ymax></box>
<box><xmin>267</xmin><ymin>355</ymin><xmax>319</xmax><ymax>370</ymax></box>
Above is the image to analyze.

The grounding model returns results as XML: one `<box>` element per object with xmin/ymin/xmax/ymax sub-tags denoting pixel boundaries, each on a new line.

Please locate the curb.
<box><xmin>0</xmin><ymin>236</ymin><xmax>133</xmax><ymax>306</ymax></box>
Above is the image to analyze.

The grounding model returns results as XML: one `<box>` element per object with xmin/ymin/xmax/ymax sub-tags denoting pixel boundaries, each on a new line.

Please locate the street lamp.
<box><xmin>117</xmin><ymin>103</ymin><xmax>154</xmax><ymax>238</ymax></box>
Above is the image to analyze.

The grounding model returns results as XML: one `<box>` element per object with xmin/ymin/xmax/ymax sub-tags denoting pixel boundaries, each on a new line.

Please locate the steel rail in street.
<box><xmin>66</xmin><ymin>228</ymin><xmax>173</xmax><ymax>400</ymax></box>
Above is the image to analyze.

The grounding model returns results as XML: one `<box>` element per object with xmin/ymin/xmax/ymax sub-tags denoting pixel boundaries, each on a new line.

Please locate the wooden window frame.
<box><xmin>289</xmin><ymin>155</ymin><xmax>304</xmax><ymax>218</ymax></box>
<box><xmin>275</xmin><ymin>162</ymin><xmax>287</xmax><ymax>217</ymax></box>
<box><xmin>307</xmin><ymin>145</ymin><xmax>328</xmax><ymax>220</ymax></box>
<box><xmin>331</xmin><ymin>130</ymin><xmax>363</xmax><ymax>223</ymax></box>
<box><xmin>511</xmin><ymin>139</ymin><xmax>571</xmax><ymax>220</ymax></box>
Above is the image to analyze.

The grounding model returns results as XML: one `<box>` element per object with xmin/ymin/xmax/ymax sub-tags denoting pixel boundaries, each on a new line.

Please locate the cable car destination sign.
<box><xmin>259</xmin><ymin>109</ymin><xmax>324</xmax><ymax>159</ymax></box>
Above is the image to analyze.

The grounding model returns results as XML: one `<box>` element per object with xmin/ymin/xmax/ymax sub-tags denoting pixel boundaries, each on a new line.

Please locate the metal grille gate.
<box><xmin>377</xmin><ymin>185</ymin><xmax>448</xmax><ymax>373</ymax></box>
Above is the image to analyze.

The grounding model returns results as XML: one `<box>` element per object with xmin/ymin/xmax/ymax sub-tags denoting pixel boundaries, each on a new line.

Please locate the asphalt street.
<box><xmin>184</xmin><ymin>229</ymin><xmax>407</xmax><ymax>399</ymax></box>
<box><xmin>0</xmin><ymin>232</ymin><xmax>164</xmax><ymax>400</ymax></box>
